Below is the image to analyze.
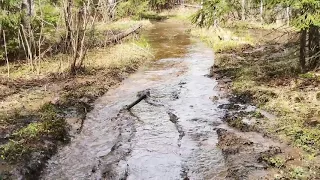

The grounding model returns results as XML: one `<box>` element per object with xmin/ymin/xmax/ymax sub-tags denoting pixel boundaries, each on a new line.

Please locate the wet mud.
<box><xmin>211</xmin><ymin>47</ymin><xmax>307</xmax><ymax>179</ymax></box>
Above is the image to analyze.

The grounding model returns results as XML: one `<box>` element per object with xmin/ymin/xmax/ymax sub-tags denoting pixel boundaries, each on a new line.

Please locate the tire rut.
<box><xmin>89</xmin><ymin>111</ymin><xmax>137</xmax><ymax>180</ymax></box>
<box><xmin>167</xmin><ymin>111</ymin><xmax>185</xmax><ymax>147</ymax></box>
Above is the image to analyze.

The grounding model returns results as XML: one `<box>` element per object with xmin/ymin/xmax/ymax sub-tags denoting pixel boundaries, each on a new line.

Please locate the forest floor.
<box><xmin>0</xmin><ymin>19</ymin><xmax>153</xmax><ymax>179</ymax></box>
<box><xmin>192</xmin><ymin>22</ymin><xmax>320</xmax><ymax>178</ymax></box>
<box><xmin>2</xmin><ymin>7</ymin><xmax>320</xmax><ymax>179</ymax></box>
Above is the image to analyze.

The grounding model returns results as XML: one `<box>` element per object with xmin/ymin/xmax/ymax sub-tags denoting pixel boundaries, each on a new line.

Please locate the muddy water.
<box><xmin>43</xmin><ymin>20</ymin><xmax>228</xmax><ymax>179</ymax></box>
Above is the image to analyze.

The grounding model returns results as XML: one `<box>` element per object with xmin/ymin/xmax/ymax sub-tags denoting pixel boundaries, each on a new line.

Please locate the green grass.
<box><xmin>265</xmin><ymin>156</ymin><xmax>286</xmax><ymax>168</ymax></box>
<box><xmin>288</xmin><ymin>167</ymin><xmax>308</xmax><ymax>179</ymax></box>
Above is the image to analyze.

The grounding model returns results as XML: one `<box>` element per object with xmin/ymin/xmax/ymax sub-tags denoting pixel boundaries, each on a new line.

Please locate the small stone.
<box><xmin>210</xmin><ymin>96</ymin><xmax>219</xmax><ymax>102</ymax></box>
<box><xmin>179</xmin><ymin>81</ymin><xmax>187</xmax><ymax>85</ymax></box>
<box><xmin>51</xmin><ymin>96</ymin><xmax>60</xmax><ymax>105</ymax></box>
<box><xmin>222</xmin><ymin>78</ymin><xmax>232</xmax><ymax>83</ymax></box>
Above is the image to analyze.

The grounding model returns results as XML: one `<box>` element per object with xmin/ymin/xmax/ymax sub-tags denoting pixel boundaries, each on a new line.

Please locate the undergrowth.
<box><xmin>208</xmin><ymin>22</ymin><xmax>320</xmax><ymax>178</ymax></box>
<box><xmin>0</xmin><ymin>20</ymin><xmax>152</xmax><ymax>81</ymax></box>
<box><xmin>0</xmin><ymin>21</ymin><xmax>153</xmax><ymax>178</ymax></box>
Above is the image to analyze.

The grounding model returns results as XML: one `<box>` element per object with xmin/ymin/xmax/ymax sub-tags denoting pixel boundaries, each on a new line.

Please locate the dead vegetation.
<box><xmin>0</xmin><ymin>22</ymin><xmax>153</xmax><ymax>179</ymax></box>
<box><xmin>210</xmin><ymin>24</ymin><xmax>320</xmax><ymax>178</ymax></box>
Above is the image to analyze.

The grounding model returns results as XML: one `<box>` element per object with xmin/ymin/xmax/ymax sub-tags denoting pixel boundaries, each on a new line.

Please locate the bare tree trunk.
<box><xmin>310</xmin><ymin>26</ymin><xmax>320</xmax><ymax>70</ymax></box>
<box><xmin>21</xmin><ymin>0</ymin><xmax>35</xmax><ymax>70</ymax></box>
<box><xmin>260</xmin><ymin>0</ymin><xmax>263</xmax><ymax>23</ymax></box>
<box><xmin>3</xmin><ymin>30</ymin><xmax>10</xmax><ymax>78</ymax></box>
<box><xmin>37</xmin><ymin>0</ymin><xmax>44</xmax><ymax>75</ymax></box>
<box><xmin>241</xmin><ymin>0</ymin><xmax>245</xmax><ymax>20</ymax></box>
<box><xmin>286</xmin><ymin>7</ymin><xmax>290</xmax><ymax>26</ymax></box>
<box><xmin>20</xmin><ymin>24</ymin><xmax>34</xmax><ymax>70</ymax></box>
<box><xmin>66</xmin><ymin>0</ymin><xmax>96</xmax><ymax>75</ymax></box>
<box><xmin>300</xmin><ymin>29</ymin><xmax>307</xmax><ymax>73</ymax></box>
<box><xmin>308</xmin><ymin>27</ymin><xmax>314</xmax><ymax>58</ymax></box>
<box><xmin>314</xmin><ymin>27</ymin><xmax>320</xmax><ymax>69</ymax></box>
<box><xmin>18</xmin><ymin>29</ymin><xmax>28</xmax><ymax>59</ymax></box>
<box><xmin>66</xmin><ymin>0</ymin><xmax>73</xmax><ymax>52</ymax></box>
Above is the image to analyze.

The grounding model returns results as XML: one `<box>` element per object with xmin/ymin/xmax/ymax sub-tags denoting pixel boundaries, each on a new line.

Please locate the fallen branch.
<box><xmin>182</xmin><ymin>4</ymin><xmax>202</xmax><ymax>9</ymax></box>
<box><xmin>106</xmin><ymin>24</ymin><xmax>142</xmax><ymax>45</ymax></box>
<box><xmin>125</xmin><ymin>90</ymin><xmax>150</xmax><ymax>110</ymax></box>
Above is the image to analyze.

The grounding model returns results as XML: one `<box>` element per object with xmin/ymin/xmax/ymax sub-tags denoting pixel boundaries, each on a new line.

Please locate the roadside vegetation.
<box><xmin>0</xmin><ymin>36</ymin><xmax>153</xmax><ymax>179</ymax></box>
<box><xmin>2</xmin><ymin>0</ymin><xmax>320</xmax><ymax>178</ymax></box>
<box><xmin>191</xmin><ymin>0</ymin><xmax>320</xmax><ymax>178</ymax></box>
<box><xmin>0</xmin><ymin>0</ymin><xmax>196</xmax><ymax>179</ymax></box>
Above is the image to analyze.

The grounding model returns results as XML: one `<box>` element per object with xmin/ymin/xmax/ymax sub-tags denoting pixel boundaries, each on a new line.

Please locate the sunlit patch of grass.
<box><xmin>0</xmin><ymin>19</ymin><xmax>152</xmax><ymax>81</ymax></box>
<box><xmin>0</xmin><ymin>53</ymin><xmax>69</xmax><ymax>80</ymax></box>
<box><xmin>140</xmin><ymin>11</ymin><xmax>168</xmax><ymax>20</ymax></box>
<box><xmin>225</xmin><ymin>20</ymin><xmax>294</xmax><ymax>31</ymax></box>
<box><xmin>288</xmin><ymin>166</ymin><xmax>309</xmax><ymax>179</ymax></box>
<box><xmin>95</xmin><ymin>19</ymin><xmax>152</xmax><ymax>32</ymax></box>
<box><xmin>265</xmin><ymin>156</ymin><xmax>286</xmax><ymax>168</ymax></box>
<box><xmin>160</xmin><ymin>7</ymin><xmax>197</xmax><ymax>21</ymax></box>
<box><xmin>0</xmin><ymin>140</ymin><xmax>31</xmax><ymax>162</ymax></box>
<box><xmin>0</xmin><ymin>38</ymin><xmax>152</xmax><ymax>82</ymax></box>
<box><xmin>12</xmin><ymin>122</ymin><xmax>45</xmax><ymax>140</ymax></box>
<box><xmin>190</xmin><ymin>27</ymin><xmax>253</xmax><ymax>52</ymax></box>
<box><xmin>85</xmin><ymin>38</ymin><xmax>153</xmax><ymax>72</ymax></box>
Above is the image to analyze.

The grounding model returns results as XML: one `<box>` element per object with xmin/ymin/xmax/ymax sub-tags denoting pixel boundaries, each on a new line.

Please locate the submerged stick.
<box><xmin>125</xmin><ymin>90</ymin><xmax>150</xmax><ymax>110</ymax></box>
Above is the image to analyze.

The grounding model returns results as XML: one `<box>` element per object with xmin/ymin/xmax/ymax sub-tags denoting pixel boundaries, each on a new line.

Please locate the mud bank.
<box><xmin>209</xmin><ymin>26</ymin><xmax>320</xmax><ymax>178</ymax></box>
<box><xmin>212</xmin><ymin>69</ymin><xmax>307</xmax><ymax>179</ymax></box>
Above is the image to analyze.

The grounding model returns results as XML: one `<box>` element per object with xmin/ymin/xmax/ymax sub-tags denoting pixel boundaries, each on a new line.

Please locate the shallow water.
<box><xmin>43</xmin><ymin>20</ymin><xmax>228</xmax><ymax>180</ymax></box>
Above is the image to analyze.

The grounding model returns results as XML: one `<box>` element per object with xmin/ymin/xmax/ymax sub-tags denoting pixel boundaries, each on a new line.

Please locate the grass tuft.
<box><xmin>190</xmin><ymin>27</ymin><xmax>253</xmax><ymax>52</ymax></box>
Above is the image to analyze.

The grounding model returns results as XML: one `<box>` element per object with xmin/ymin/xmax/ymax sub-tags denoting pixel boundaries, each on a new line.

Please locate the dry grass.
<box><xmin>211</xmin><ymin>24</ymin><xmax>320</xmax><ymax>178</ymax></box>
<box><xmin>0</xmin><ymin>38</ymin><xmax>152</xmax><ymax>113</ymax></box>
<box><xmin>159</xmin><ymin>7</ymin><xmax>197</xmax><ymax>21</ymax></box>
<box><xmin>95</xmin><ymin>19</ymin><xmax>153</xmax><ymax>32</ymax></box>
<box><xmin>225</xmin><ymin>20</ymin><xmax>294</xmax><ymax>31</ymax></box>
<box><xmin>0</xmin><ymin>20</ymin><xmax>152</xmax><ymax>81</ymax></box>
<box><xmin>86</xmin><ymin>40</ymin><xmax>152</xmax><ymax>71</ymax></box>
<box><xmin>190</xmin><ymin>26</ymin><xmax>254</xmax><ymax>52</ymax></box>
<box><xmin>0</xmin><ymin>20</ymin><xmax>153</xmax><ymax>179</ymax></box>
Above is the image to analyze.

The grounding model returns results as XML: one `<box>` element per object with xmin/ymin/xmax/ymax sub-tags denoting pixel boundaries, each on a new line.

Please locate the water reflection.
<box><xmin>144</xmin><ymin>20</ymin><xmax>191</xmax><ymax>60</ymax></box>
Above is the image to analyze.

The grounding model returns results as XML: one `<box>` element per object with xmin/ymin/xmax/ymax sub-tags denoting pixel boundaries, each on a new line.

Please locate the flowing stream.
<box><xmin>43</xmin><ymin>20</ymin><xmax>229</xmax><ymax>180</ymax></box>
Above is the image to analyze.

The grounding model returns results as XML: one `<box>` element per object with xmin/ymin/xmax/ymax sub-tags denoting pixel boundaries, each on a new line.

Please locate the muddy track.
<box><xmin>91</xmin><ymin>111</ymin><xmax>137</xmax><ymax>179</ymax></box>
<box><xmin>40</xmin><ymin>20</ymin><xmax>293</xmax><ymax>180</ymax></box>
<box><xmin>167</xmin><ymin>112</ymin><xmax>185</xmax><ymax>147</ymax></box>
